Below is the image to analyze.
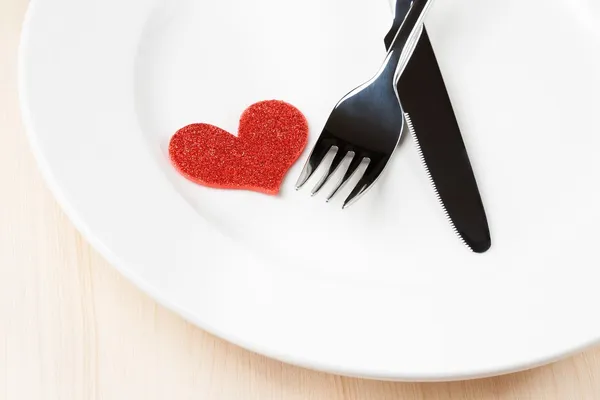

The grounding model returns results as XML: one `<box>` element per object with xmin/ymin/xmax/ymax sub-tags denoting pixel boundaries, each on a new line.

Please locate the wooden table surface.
<box><xmin>2</xmin><ymin>1</ymin><xmax>600</xmax><ymax>398</ymax></box>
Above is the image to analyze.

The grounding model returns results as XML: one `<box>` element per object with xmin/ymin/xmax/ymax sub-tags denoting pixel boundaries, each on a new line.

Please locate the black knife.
<box><xmin>386</xmin><ymin>0</ymin><xmax>491</xmax><ymax>253</ymax></box>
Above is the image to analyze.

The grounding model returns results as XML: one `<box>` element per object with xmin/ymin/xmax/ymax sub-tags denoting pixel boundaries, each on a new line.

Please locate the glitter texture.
<box><xmin>169</xmin><ymin>100</ymin><xmax>309</xmax><ymax>195</ymax></box>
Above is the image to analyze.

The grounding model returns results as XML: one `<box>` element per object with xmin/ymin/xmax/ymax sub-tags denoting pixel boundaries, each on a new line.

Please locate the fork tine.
<box><xmin>311</xmin><ymin>147</ymin><xmax>346</xmax><ymax>196</ymax></box>
<box><xmin>325</xmin><ymin>152</ymin><xmax>363</xmax><ymax>202</ymax></box>
<box><xmin>295</xmin><ymin>139</ymin><xmax>333</xmax><ymax>190</ymax></box>
<box><xmin>342</xmin><ymin>156</ymin><xmax>388</xmax><ymax>209</ymax></box>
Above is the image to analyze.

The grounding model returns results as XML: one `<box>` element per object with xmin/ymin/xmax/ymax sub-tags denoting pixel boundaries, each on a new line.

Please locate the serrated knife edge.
<box><xmin>404</xmin><ymin>112</ymin><xmax>473</xmax><ymax>252</ymax></box>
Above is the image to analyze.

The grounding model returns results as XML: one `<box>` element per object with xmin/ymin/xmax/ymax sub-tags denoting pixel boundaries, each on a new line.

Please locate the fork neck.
<box><xmin>381</xmin><ymin>0</ymin><xmax>434</xmax><ymax>85</ymax></box>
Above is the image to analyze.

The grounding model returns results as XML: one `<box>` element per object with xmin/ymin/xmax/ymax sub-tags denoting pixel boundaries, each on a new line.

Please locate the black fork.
<box><xmin>296</xmin><ymin>0</ymin><xmax>434</xmax><ymax>208</ymax></box>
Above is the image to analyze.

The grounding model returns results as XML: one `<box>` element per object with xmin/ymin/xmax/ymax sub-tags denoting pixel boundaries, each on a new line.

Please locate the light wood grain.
<box><xmin>2</xmin><ymin>1</ymin><xmax>600</xmax><ymax>399</ymax></box>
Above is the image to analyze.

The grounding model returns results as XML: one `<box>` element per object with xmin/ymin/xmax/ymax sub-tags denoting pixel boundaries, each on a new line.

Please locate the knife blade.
<box><xmin>386</xmin><ymin>0</ymin><xmax>491</xmax><ymax>253</ymax></box>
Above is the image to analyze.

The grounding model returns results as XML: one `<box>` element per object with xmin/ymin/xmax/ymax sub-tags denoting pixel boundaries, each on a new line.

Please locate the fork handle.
<box><xmin>384</xmin><ymin>0</ymin><xmax>434</xmax><ymax>85</ymax></box>
<box><xmin>384</xmin><ymin>0</ymin><xmax>413</xmax><ymax>49</ymax></box>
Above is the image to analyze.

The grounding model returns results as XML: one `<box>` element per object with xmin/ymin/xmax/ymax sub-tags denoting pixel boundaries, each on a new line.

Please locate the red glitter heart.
<box><xmin>169</xmin><ymin>100</ymin><xmax>309</xmax><ymax>195</ymax></box>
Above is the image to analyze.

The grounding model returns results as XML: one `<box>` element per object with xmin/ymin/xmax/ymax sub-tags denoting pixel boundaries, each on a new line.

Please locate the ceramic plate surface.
<box><xmin>20</xmin><ymin>0</ymin><xmax>600</xmax><ymax>381</ymax></box>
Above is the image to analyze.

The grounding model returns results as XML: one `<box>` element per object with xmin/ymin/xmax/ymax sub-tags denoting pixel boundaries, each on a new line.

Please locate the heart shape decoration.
<box><xmin>169</xmin><ymin>100</ymin><xmax>309</xmax><ymax>195</ymax></box>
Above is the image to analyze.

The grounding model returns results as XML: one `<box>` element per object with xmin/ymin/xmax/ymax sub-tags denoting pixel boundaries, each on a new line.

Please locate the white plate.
<box><xmin>19</xmin><ymin>0</ymin><xmax>600</xmax><ymax>381</ymax></box>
